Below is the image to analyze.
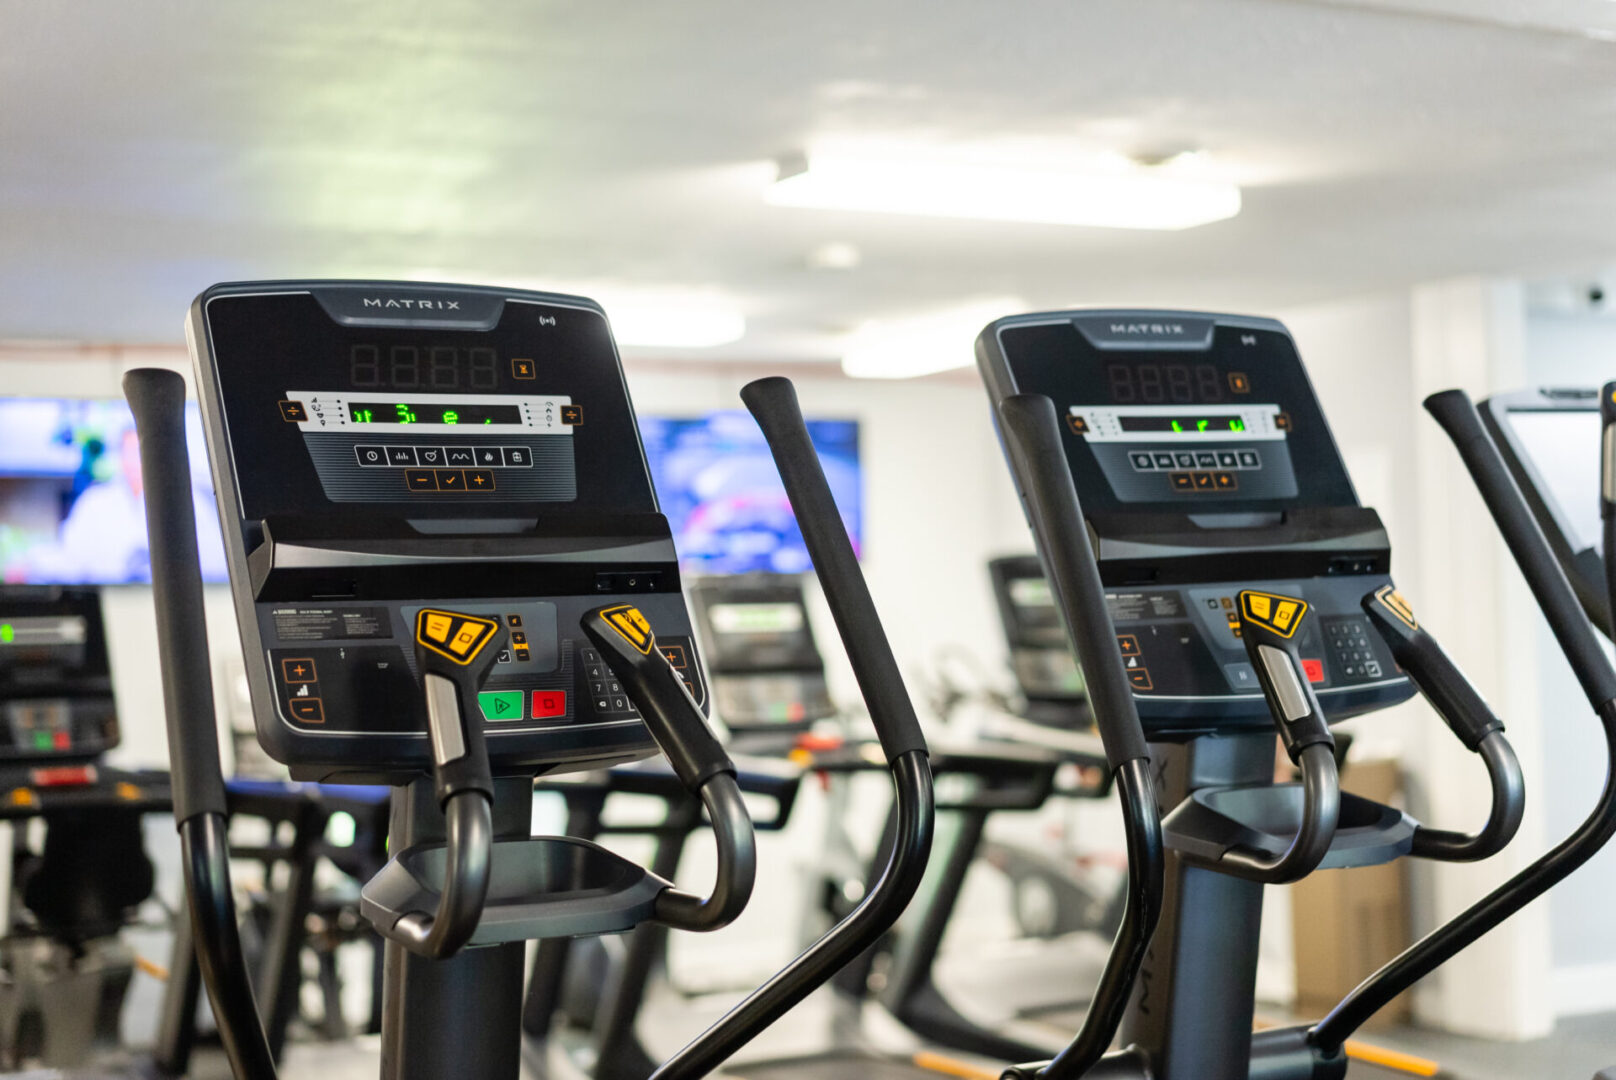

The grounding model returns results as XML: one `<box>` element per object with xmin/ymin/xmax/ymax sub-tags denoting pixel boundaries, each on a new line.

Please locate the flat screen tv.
<box><xmin>0</xmin><ymin>397</ymin><xmax>228</xmax><ymax>585</ymax></box>
<box><xmin>637</xmin><ymin>412</ymin><xmax>861</xmax><ymax>575</ymax></box>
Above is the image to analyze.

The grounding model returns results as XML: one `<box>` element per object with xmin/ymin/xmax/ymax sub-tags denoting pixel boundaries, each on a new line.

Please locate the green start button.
<box><xmin>477</xmin><ymin>691</ymin><xmax>527</xmax><ymax>722</ymax></box>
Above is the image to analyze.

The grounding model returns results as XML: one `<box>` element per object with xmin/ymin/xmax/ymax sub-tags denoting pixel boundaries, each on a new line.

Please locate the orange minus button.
<box><xmin>405</xmin><ymin>469</ymin><xmax>438</xmax><ymax>491</ymax></box>
<box><xmin>289</xmin><ymin>698</ymin><xmax>325</xmax><ymax>724</ymax></box>
<box><xmin>1127</xmin><ymin>668</ymin><xmax>1154</xmax><ymax>691</ymax></box>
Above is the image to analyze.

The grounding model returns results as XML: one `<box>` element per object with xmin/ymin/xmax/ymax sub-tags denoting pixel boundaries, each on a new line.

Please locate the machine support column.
<box><xmin>380</xmin><ymin>776</ymin><xmax>531</xmax><ymax>1080</ymax></box>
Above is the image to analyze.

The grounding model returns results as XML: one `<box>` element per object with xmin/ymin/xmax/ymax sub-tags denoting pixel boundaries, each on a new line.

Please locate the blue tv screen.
<box><xmin>0</xmin><ymin>397</ymin><xmax>229</xmax><ymax>585</ymax></box>
<box><xmin>638</xmin><ymin>412</ymin><xmax>861</xmax><ymax>574</ymax></box>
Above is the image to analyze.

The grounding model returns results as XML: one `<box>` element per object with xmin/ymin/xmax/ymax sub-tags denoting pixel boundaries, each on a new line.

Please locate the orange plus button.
<box><xmin>560</xmin><ymin>405</ymin><xmax>583</xmax><ymax>426</ymax></box>
<box><xmin>279</xmin><ymin>400</ymin><xmax>307</xmax><ymax>422</ymax></box>
<box><xmin>1116</xmin><ymin>634</ymin><xmax>1140</xmax><ymax>657</ymax></box>
<box><xmin>466</xmin><ymin>469</ymin><xmax>496</xmax><ymax>491</ymax></box>
<box><xmin>1066</xmin><ymin>414</ymin><xmax>1088</xmax><ymax>434</ymax></box>
<box><xmin>512</xmin><ymin>358</ymin><xmax>536</xmax><ymax>380</ymax></box>
<box><xmin>659</xmin><ymin>644</ymin><xmax>687</xmax><ymax>669</ymax></box>
<box><xmin>282</xmin><ymin>658</ymin><xmax>317</xmax><ymax>684</ymax></box>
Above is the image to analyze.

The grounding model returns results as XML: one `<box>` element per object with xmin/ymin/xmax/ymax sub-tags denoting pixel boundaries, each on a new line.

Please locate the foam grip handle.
<box><xmin>740</xmin><ymin>377</ymin><xmax>927</xmax><ymax>763</ymax></box>
<box><xmin>1362</xmin><ymin>585</ymin><xmax>1502</xmax><ymax>751</ymax></box>
<box><xmin>996</xmin><ymin>393</ymin><xmax>1150</xmax><ymax>768</ymax></box>
<box><xmin>1424</xmin><ymin>389</ymin><xmax>1616</xmax><ymax>709</ymax></box>
<box><xmin>1236</xmin><ymin>590</ymin><xmax>1333</xmax><ymax>762</ymax></box>
<box><xmin>123</xmin><ymin>368</ymin><xmax>229</xmax><ymax>824</ymax></box>
<box><xmin>411</xmin><ymin>609</ymin><xmax>505</xmax><ymax>806</ymax></box>
<box><xmin>582</xmin><ymin>605</ymin><xmax>735</xmax><ymax>792</ymax></box>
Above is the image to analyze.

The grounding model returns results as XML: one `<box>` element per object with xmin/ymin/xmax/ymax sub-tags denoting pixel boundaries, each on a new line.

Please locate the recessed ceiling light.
<box><xmin>767</xmin><ymin>153</ymin><xmax>1240</xmax><ymax>231</ymax></box>
<box><xmin>841</xmin><ymin>298</ymin><xmax>1026</xmax><ymax>380</ymax></box>
<box><xmin>807</xmin><ymin>241</ymin><xmax>863</xmax><ymax>270</ymax></box>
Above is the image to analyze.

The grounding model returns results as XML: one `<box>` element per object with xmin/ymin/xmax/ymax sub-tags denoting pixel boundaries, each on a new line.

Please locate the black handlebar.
<box><xmin>1424</xmin><ymin>390</ymin><xmax>1616</xmax><ymax>708</ymax></box>
<box><xmin>739</xmin><ymin>377</ymin><xmax>928</xmax><ymax>764</ymax></box>
<box><xmin>581</xmin><ymin>604</ymin><xmax>757</xmax><ymax>933</ymax></box>
<box><xmin>582</xmin><ymin>606</ymin><xmax>736</xmax><ymax>791</ymax></box>
<box><xmin>993</xmin><ymin>392</ymin><xmax>1163</xmax><ymax>1080</ymax></box>
<box><xmin>1360</xmin><ymin>586</ymin><xmax>1523</xmax><ymax>861</ymax></box>
<box><xmin>994</xmin><ymin>394</ymin><xmax>1150</xmax><ymax>769</ymax></box>
<box><xmin>124</xmin><ymin>368</ymin><xmax>228</xmax><ymax>825</ymax></box>
<box><xmin>124</xmin><ymin>368</ymin><xmax>279</xmax><ymax>1080</ymax></box>
<box><xmin>647</xmin><ymin>377</ymin><xmax>937</xmax><ymax>1080</ymax></box>
<box><xmin>1313</xmin><ymin>389</ymin><xmax>1616</xmax><ymax>1051</ymax></box>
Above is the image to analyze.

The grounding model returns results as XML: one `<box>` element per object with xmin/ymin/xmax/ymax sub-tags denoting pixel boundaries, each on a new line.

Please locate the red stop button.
<box><xmin>532</xmin><ymin>691</ymin><xmax>568</xmax><ymax>719</ymax></box>
<box><xmin>1301</xmin><ymin>659</ymin><xmax>1325</xmax><ymax>684</ymax></box>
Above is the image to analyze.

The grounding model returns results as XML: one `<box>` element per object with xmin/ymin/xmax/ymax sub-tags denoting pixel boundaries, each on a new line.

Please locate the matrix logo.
<box><xmin>1109</xmin><ymin>322</ymin><xmax>1185</xmax><ymax>336</ymax></box>
<box><xmin>361</xmin><ymin>298</ymin><xmax>462</xmax><ymax>310</ymax></box>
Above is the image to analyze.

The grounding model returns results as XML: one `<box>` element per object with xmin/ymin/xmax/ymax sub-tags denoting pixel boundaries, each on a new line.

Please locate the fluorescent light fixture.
<box><xmin>406</xmin><ymin>270</ymin><xmax>746</xmax><ymax>349</ymax></box>
<box><xmin>842</xmin><ymin>298</ymin><xmax>1026</xmax><ymax>380</ymax></box>
<box><xmin>768</xmin><ymin>154</ymin><xmax>1241</xmax><ymax>231</ymax></box>
<box><xmin>605</xmin><ymin>302</ymin><xmax>746</xmax><ymax>349</ymax></box>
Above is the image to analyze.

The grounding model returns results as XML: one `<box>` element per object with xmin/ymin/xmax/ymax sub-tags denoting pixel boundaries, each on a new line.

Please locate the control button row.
<box><xmin>1131</xmin><ymin>450</ymin><xmax>1261</xmax><ymax>472</ymax></box>
<box><xmin>1168</xmin><ymin>471</ymin><xmax>1239</xmax><ymax>492</ymax></box>
<box><xmin>280</xmin><ymin>656</ymin><xmax>325</xmax><ymax>724</ymax></box>
<box><xmin>405</xmin><ymin>469</ymin><xmax>496</xmax><ymax>492</ymax></box>
<box><xmin>477</xmin><ymin>690</ymin><xmax>569</xmax><ymax>722</ymax></box>
<box><xmin>356</xmin><ymin>445</ymin><xmax>533</xmax><ymax>469</ymax></box>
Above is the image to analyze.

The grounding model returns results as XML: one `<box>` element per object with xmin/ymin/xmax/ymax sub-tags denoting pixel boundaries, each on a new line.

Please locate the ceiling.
<box><xmin>4</xmin><ymin>0</ymin><xmax>1616</xmax><ymax>362</ymax></box>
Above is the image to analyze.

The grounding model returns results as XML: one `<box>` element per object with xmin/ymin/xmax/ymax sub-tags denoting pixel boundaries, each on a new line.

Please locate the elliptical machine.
<box><xmin>127</xmin><ymin>279</ymin><xmax>961</xmax><ymax>1080</ymax></box>
<box><xmin>976</xmin><ymin>309</ymin><xmax>1616</xmax><ymax>1079</ymax></box>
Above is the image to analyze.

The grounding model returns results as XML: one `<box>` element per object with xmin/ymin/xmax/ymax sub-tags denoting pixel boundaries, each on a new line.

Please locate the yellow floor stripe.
<box><xmin>911</xmin><ymin>1050</ymin><xmax>1002</xmax><ymax>1080</ymax></box>
<box><xmin>1343</xmin><ymin>1037</ymin><xmax>1442</xmax><ymax>1077</ymax></box>
<box><xmin>134</xmin><ymin>955</ymin><xmax>169</xmax><ymax>981</ymax></box>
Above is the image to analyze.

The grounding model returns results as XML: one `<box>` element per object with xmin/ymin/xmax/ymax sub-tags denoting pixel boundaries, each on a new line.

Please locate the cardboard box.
<box><xmin>1290</xmin><ymin>758</ymin><xmax>1412</xmax><ymax>1027</ymax></box>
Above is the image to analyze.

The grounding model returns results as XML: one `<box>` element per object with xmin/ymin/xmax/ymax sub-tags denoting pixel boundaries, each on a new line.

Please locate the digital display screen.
<box><xmin>0</xmin><ymin>616</ymin><xmax>86</xmax><ymax>649</ymax></box>
<box><xmin>1118</xmin><ymin>415</ymin><xmax>1249</xmax><ymax>434</ymax></box>
<box><xmin>0</xmin><ymin>398</ymin><xmax>228</xmax><ymax>585</ymax></box>
<box><xmin>348</xmin><ymin>345</ymin><xmax>503</xmax><ymax>391</ymax></box>
<box><xmin>347</xmin><ymin>402</ymin><xmax>523</xmax><ymax>426</ymax></box>
<box><xmin>1506</xmin><ymin>409</ymin><xmax>1602</xmax><ymax>553</ymax></box>
<box><xmin>1106</xmin><ymin>361</ymin><xmax>1235</xmax><ymax>404</ymax></box>
<box><xmin>1008</xmin><ymin>576</ymin><xmax>1053</xmax><ymax>610</ymax></box>
<box><xmin>639</xmin><ymin>412</ymin><xmax>861</xmax><ymax>575</ymax></box>
<box><xmin>708</xmin><ymin>602</ymin><xmax>806</xmax><ymax>636</ymax></box>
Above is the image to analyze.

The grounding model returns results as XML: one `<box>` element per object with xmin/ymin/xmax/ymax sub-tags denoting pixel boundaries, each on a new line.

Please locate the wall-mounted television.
<box><xmin>0</xmin><ymin>397</ymin><xmax>228</xmax><ymax>585</ymax></box>
<box><xmin>637</xmin><ymin>412</ymin><xmax>861</xmax><ymax>575</ymax></box>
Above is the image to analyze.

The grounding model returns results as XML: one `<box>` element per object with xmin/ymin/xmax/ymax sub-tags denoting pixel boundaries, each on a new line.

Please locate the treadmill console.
<box><xmin>987</xmin><ymin>555</ymin><xmax>1088</xmax><ymax>724</ymax></box>
<box><xmin>979</xmin><ymin>310</ymin><xmax>1415</xmax><ymax>735</ymax></box>
<box><xmin>0</xmin><ymin>588</ymin><xmax>117</xmax><ymax>762</ymax></box>
<box><xmin>688</xmin><ymin>575</ymin><xmax>833</xmax><ymax>733</ymax></box>
<box><xmin>189</xmin><ymin>281</ymin><xmax>706</xmax><ymax>782</ymax></box>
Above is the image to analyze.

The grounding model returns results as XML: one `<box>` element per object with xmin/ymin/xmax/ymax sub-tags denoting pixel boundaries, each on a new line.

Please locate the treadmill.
<box><xmin>988</xmin><ymin>555</ymin><xmax>1092</xmax><ymax>729</ymax></box>
<box><xmin>0</xmin><ymin>587</ymin><xmax>176</xmax><ymax>1074</ymax></box>
<box><xmin>688</xmin><ymin>573</ymin><xmax>838</xmax><ymax>746</ymax></box>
